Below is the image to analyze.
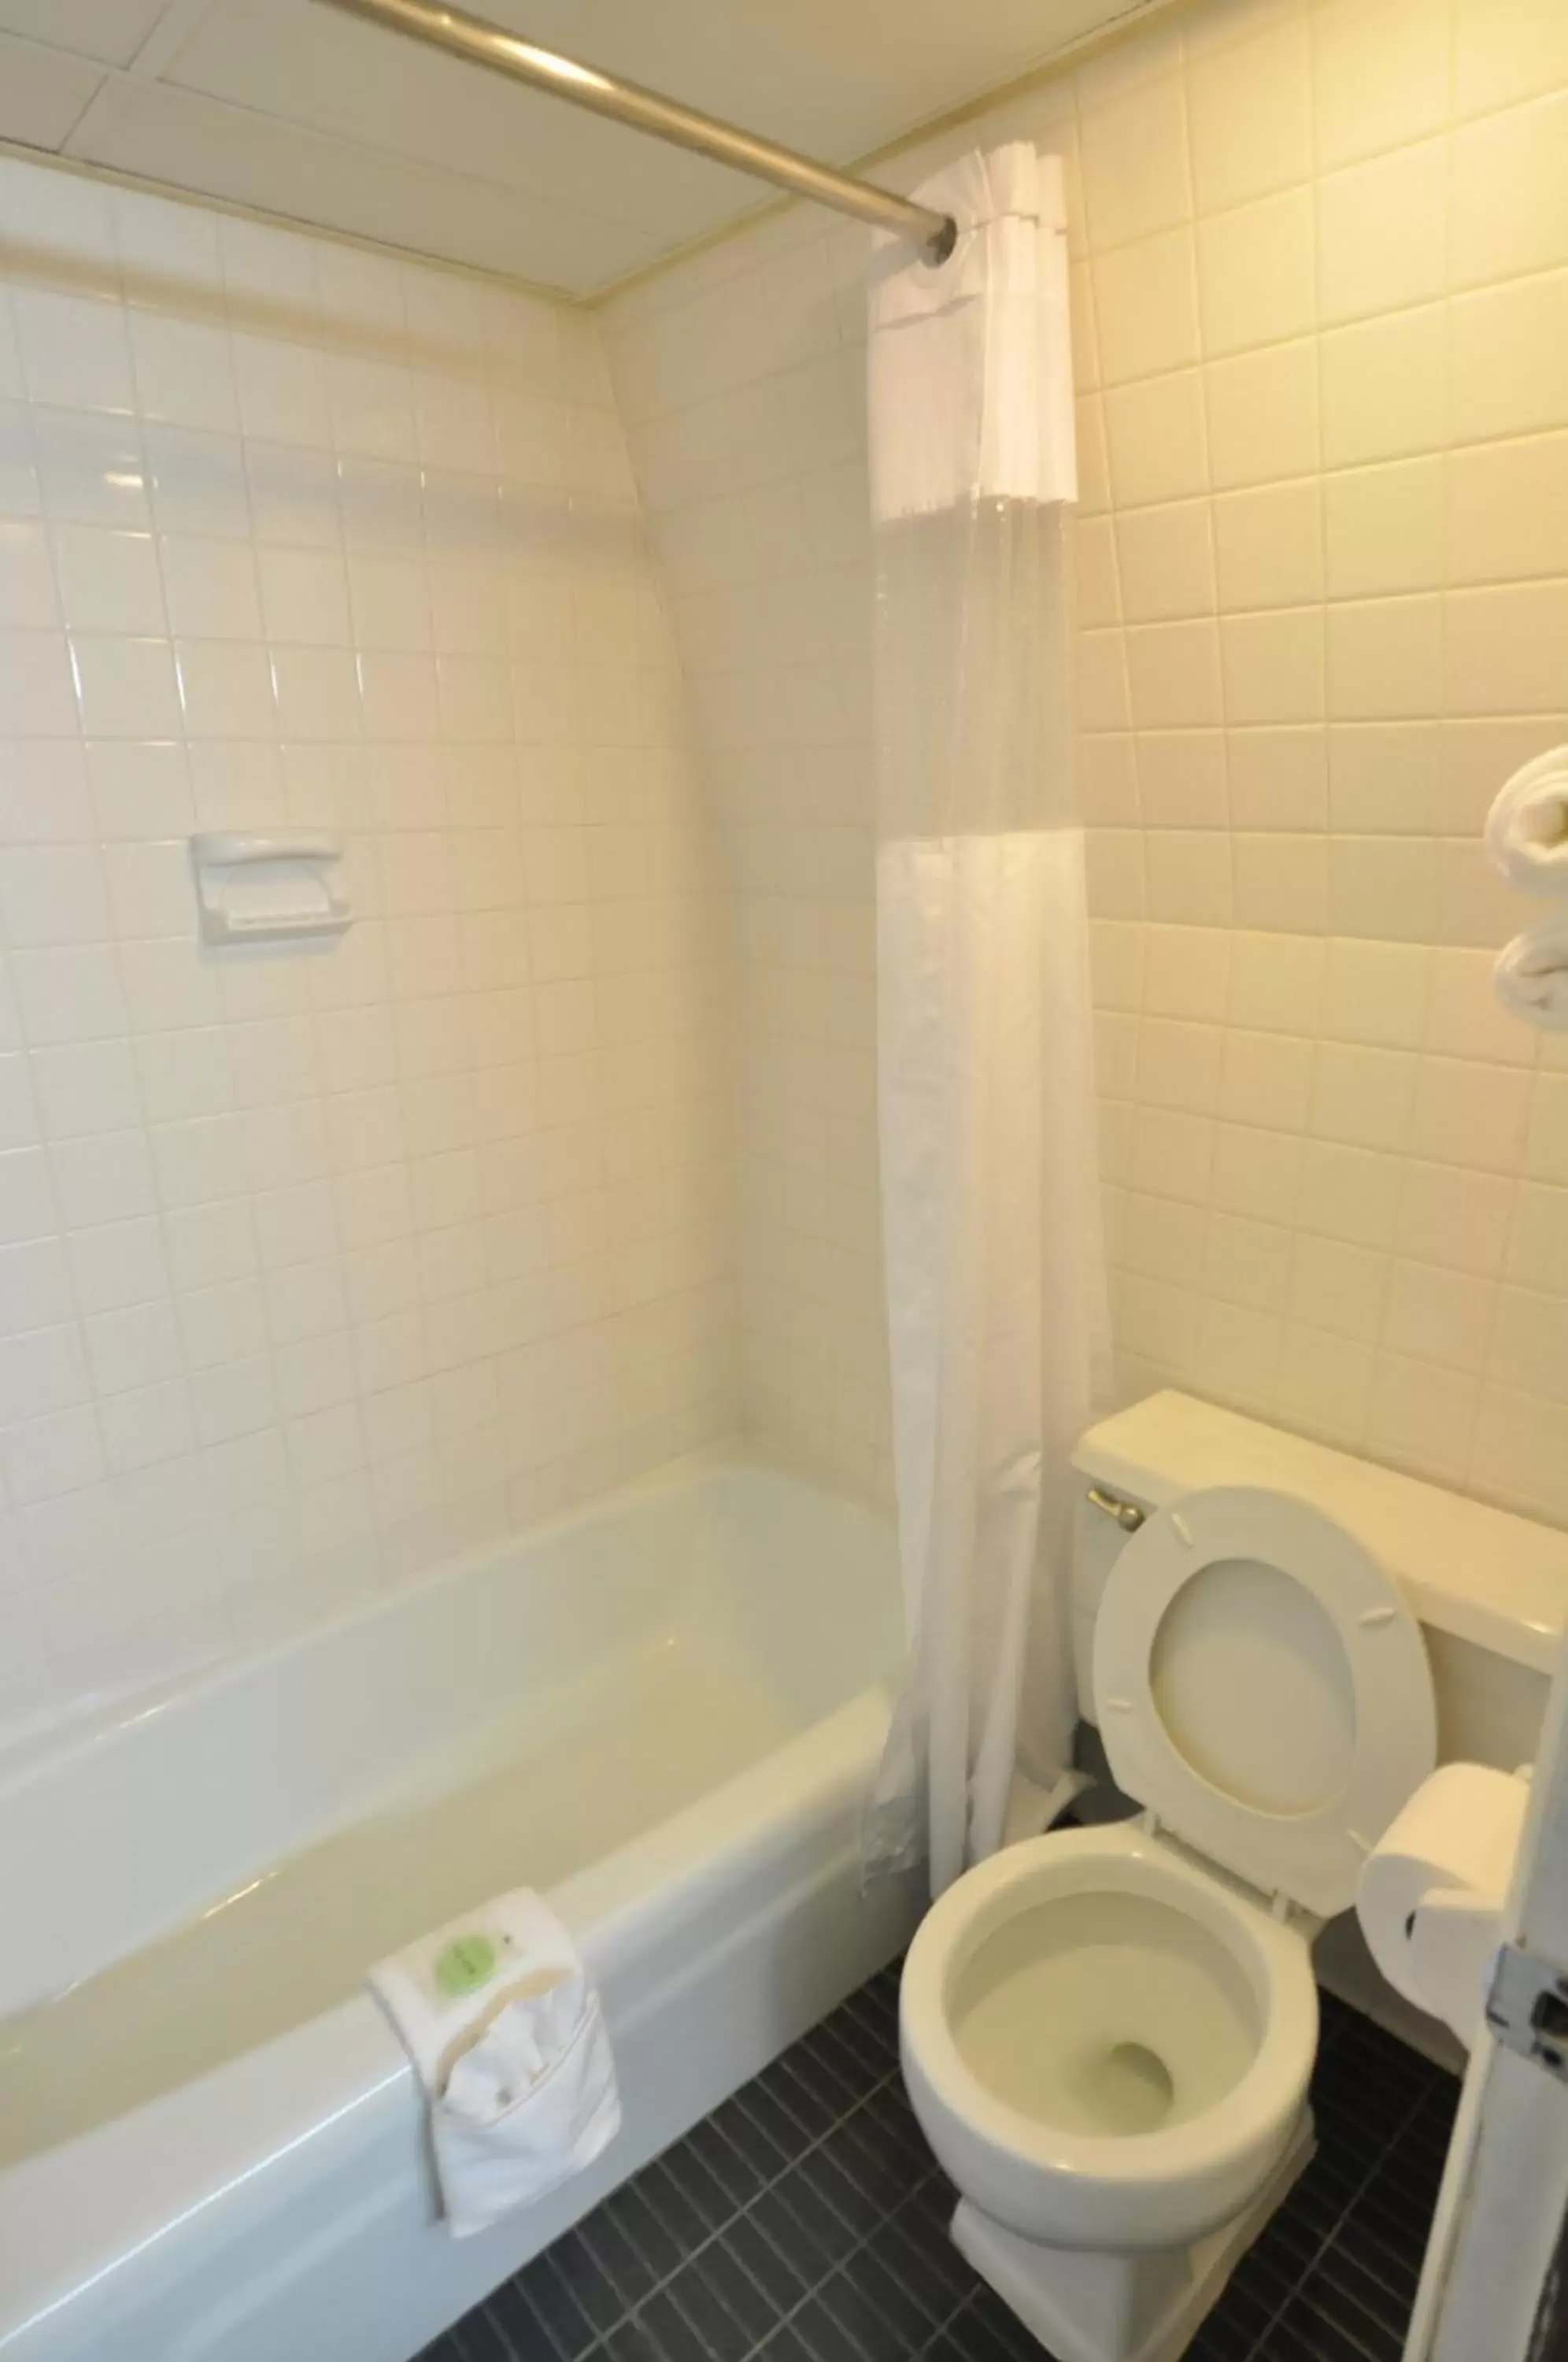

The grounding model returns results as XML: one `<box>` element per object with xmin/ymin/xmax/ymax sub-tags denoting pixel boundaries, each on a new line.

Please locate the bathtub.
<box><xmin>0</xmin><ymin>1456</ymin><xmax>919</xmax><ymax>2362</ymax></box>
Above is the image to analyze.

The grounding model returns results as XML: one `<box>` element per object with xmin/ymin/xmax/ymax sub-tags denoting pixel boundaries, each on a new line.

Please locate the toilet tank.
<box><xmin>1071</xmin><ymin>1391</ymin><xmax>1568</xmax><ymax>1775</ymax></box>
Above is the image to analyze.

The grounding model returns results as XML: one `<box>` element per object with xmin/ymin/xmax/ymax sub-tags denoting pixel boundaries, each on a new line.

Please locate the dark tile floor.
<box><xmin>420</xmin><ymin>1965</ymin><xmax>1457</xmax><ymax>2362</ymax></box>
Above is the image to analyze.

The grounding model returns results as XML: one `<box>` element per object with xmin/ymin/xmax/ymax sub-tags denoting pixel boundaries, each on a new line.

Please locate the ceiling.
<box><xmin>0</xmin><ymin>0</ymin><xmax>1148</xmax><ymax>298</ymax></box>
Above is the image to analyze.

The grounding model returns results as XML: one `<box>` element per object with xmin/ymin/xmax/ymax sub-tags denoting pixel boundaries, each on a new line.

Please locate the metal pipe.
<box><xmin>314</xmin><ymin>0</ymin><xmax>958</xmax><ymax>263</ymax></box>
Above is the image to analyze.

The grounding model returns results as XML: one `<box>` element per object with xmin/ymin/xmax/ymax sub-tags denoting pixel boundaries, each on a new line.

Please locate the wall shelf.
<box><xmin>190</xmin><ymin>833</ymin><xmax>353</xmax><ymax>948</ymax></box>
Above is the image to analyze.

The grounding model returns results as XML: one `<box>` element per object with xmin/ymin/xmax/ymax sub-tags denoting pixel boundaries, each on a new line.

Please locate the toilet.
<box><xmin>899</xmin><ymin>1467</ymin><xmax>1440</xmax><ymax>2362</ymax></box>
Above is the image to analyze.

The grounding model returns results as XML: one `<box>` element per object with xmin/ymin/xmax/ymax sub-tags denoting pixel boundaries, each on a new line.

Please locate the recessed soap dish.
<box><xmin>190</xmin><ymin>832</ymin><xmax>352</xmax><ymax>947</ymax></box>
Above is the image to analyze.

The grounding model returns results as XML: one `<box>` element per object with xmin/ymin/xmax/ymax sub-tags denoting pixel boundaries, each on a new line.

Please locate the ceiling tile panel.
<box><xmin>161</xmin><ymin>0</ymin><xmax>755</xmax><ymax>245</ymax></box>
<box><xmin>0</xmin><ymin>0</ymin><xmax>173</xmax><ymax>69</ymax></box>
<box><xmin>6</xmin><ymin>0</ymin><xmax>1167</xmax><ymax>294</ymax></box>
<box><xmin>73</xmin><ymin>78</ymin><xmax>668</xmax><ymax>291</ymax></box>
<box><xmin>0</xmin><ymin>35</ymin><xmax>104</xmax><ymax>149</ymax></box>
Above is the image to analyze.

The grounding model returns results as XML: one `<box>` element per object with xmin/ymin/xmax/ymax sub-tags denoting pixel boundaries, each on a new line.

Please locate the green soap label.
<box><xmin>435</xmin><ymin>1933</ymin><xmax>497</xmax><ymax>1998</ymax></box>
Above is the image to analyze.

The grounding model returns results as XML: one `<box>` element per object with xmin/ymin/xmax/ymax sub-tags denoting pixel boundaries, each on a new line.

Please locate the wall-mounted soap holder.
<box><xmin>190</xmin><ymin>832</ymin><xmax>353</xmax><ymax>947</ymax></box>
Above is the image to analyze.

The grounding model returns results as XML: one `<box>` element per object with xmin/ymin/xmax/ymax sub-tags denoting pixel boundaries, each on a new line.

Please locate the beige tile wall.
<box><xmin>0</xmin><ymin>157</ymin><xmax>734</xmax><ymax>1744</ymax></box>
<box><xmin>605</xmin><ymin>0</ymin><xmax>1568</xmax><ymax>1528</ymax></box>
<box><xmin>606</xmin><ymin>213</ymin><xmax>888</xmax><ymax>1486</ymax></box>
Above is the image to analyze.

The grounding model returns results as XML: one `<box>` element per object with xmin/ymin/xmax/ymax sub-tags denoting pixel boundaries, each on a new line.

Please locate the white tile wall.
<box><xmin>604</xmin><ymin>201</ymin><xmax>889</xmax><ymax>1490</ymax></box>
<box><xmin>0</xmin><ymin>158</ymin><xmax>734</xmax><ymax>1747</ymax></box>
<box><xmin>604</xmin><ymin>0</ymin><xmax>1568</xmax><ymax>1531</ymax></box>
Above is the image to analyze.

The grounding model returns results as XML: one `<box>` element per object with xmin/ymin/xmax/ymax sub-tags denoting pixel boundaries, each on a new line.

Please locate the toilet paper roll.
<box><xmin>1407</xmin><ymin>1889</ymin><xmax>1507</xmax><ymax>2049</ymax></box>
<box><xmin>1356</xmin><ymin>1762</ymin><xmax>1529</xmax><ymax>2014</ymax></box>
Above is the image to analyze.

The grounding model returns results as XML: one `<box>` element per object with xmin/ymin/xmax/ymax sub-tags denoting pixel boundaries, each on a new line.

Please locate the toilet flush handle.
<box><xmin>1085</xmin><ymin>1486</ymin><xmax>1146</xmax><ymax>1533</ymax></box>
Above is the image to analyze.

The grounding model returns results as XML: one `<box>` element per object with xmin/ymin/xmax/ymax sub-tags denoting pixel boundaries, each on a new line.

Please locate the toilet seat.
<box><xmin>1093</xmin><ymin>1485</ymin><xmax>1437</xmax><ymax>1920</ymax></box>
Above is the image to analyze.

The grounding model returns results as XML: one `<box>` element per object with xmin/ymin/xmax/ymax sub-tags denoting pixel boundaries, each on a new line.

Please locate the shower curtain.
<box><xmin>864</xmin><ymin>146</ymin><xmax>1110</xmax><ymax>1897</ymax></box>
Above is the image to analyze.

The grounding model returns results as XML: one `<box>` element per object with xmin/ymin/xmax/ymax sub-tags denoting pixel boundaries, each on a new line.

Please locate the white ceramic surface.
<box><xmin>896</xmin><ymin>1409</ymin><xmax>1539</xmax><ymax>2348</ymax></box>
<box><xmin>1093</xmin><ymin>1483</ymin><xmax>1437</xmax><ymax>1918</ymax></box>
<box><xmin>900</xmin><ymin>1822</ymin><xmax>1318</xmax><ymax>2256</ymax></box>
<box><xmin>0</xmin><ymin>1455</ymin><xmax>920</xmax><ymax>2362</ymax></box>
<box><xmin>1077</xmin><ymin>1392</ymin><xmax>1568</xmax><ymax>1678</ymax></box>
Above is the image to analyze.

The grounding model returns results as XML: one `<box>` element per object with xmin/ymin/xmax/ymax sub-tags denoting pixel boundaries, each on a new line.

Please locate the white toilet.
<box><xmin>899</xmin><ymin>1461</ymin><xmax>1440</xmax><ymax>2362</ymax></box>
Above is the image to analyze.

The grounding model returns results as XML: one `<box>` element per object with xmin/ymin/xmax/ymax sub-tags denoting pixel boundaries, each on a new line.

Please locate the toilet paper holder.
<box><xmin>1485</xmin><ymin>1941</ymin><xmax>1568</xmax><ymax>2086</ymax></box>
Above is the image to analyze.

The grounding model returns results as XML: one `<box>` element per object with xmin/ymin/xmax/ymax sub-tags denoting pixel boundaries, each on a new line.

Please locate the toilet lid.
<box><xmin>1092</xmin><ymin>1484</ymin><xmax>1437</xmax><ymax>1920</ymax></box>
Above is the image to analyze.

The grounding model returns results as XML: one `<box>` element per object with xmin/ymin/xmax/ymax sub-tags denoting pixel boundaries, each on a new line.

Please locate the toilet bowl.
<box><xmin>901</xmin><ymin>1823</ymin><xmax>1316</xmax><ymax>2253</ymax></box>
<box><xmin>899</xmin><ymin>1480</ymin><xmax>1440</xmax><ymax>2362</ymax></box>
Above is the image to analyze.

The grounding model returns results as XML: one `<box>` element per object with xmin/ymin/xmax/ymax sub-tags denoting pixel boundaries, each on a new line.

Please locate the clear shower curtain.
<box><xmin>864</xmin><ymin>148</ymin><xmax>1110</xmax><ymax>1897</ymax></box>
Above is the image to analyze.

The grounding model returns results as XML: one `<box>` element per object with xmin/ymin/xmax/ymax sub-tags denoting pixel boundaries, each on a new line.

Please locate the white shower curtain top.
<box><xmin>867</xmin><ymin>143</ymin><xmax>1076</xmax><ymax>524</ymax></box>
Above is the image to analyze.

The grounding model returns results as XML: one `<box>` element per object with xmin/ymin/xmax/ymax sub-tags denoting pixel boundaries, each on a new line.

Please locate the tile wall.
<box><xmin>0</xmin><ymin>156</ymin><xmax>733</xmax><ymax>1744</ymax></box>
<box><xmin>603</xmin><ymin>0</ymin><xmax>1568</xmax><ymax>1530</ymax></box>
<box><xmin>605</xmin><ymin>222</ymin><xmax>888</xmax><ymax>1490</ymax></box>
<box><xmin>2</xmin><ymin>0</ymin><xmax>1565</xmax><ymax>1745</ymax></box>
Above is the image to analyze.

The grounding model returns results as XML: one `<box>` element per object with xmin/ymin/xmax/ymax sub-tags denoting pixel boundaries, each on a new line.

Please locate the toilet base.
<box><xmin>950</xmin><ymin>2111</ymin><xmax>1316</xmax><ymax>2362</ymax></box>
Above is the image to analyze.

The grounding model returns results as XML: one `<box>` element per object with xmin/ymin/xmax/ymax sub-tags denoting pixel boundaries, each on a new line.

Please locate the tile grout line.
<box><xmin>637</xmin><ymin>2064</ymin><xmax>943</xmax><ymax>2362</ymax></box>
<box><xmin>725</xmin><ymin>2160</ymin><xmax>964</xmax><ymax>2362</ymax></box>
<box><xmin>439</xmin><ymin>1977</ymin><xmax>1455</xmax><ymax>2362</ymax></box>
<box><xmin>483</xmin><ymin>2019</ymin><xmax>915</xmax><ymax>2362</ymax></box>
<box><xmin>1237</xmin><ymin>2075</ymin><xmax>1439</xmax><ymax>2362</ymax></box>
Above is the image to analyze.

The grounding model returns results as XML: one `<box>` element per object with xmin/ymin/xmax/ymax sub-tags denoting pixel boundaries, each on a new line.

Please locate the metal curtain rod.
<box><xmin>315</xmin><ymin>0</ymin><xmax>958</xmax><ymax>263</ymax></box>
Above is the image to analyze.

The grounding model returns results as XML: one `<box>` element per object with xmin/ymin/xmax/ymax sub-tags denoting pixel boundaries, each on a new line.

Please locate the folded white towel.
<box><xmin>1485</xmin><ymin>746</ymin><xmax>1568</xmax><ymax>893</ymax></box>
<box><xmin>1495</xmin><ymin>913</ymin><xmax>1568</xmax><ymax>1031</ymax></box>
<box><xmin>370</xmin><ymin>1890</ymin><xmax>619</xmax><ymax>2238</ymax></box>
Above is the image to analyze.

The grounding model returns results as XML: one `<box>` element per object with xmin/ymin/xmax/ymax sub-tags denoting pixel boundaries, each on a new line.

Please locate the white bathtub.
<box><xmin>0</xmin><ymin>1456</ymin><xmax>919</xmax><ymax>2362</ymax></box>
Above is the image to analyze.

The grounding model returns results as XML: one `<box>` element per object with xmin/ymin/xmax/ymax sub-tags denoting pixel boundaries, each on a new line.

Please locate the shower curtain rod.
<box><xmin>315</xmin><ymin>0</ymin><xmax>959</xmax><ymax>264</ymax></box>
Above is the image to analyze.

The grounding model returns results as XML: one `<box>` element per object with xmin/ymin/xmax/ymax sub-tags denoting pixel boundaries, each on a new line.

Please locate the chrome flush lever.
<box><xmin>1085</xmin><ymin>1486</ymin><xmax>1146</xmax><ymax>1533</ymax></box>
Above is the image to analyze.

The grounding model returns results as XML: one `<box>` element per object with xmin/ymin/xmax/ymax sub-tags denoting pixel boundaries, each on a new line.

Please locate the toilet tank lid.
<box><xmin>1074</xmin><ymin>1392</ymin><xmax>1568</xmax><ymax>1677</ymax></box>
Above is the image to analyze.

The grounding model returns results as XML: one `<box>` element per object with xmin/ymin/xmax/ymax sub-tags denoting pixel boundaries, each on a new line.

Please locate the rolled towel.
<box><xmin>370</xmin><ymin>1889</ymin><xmax>619</xmax><ymax>2237</ymax></box>
<box><xmin>1495</xmin><ymin>913</ymin><xmax>1568</xmax><ymax>1032</ymax></box>
<box><xmin>1485</xmin><ymin>746</ymin><xmax>1568</xmax><ymax>892</ymax></box>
